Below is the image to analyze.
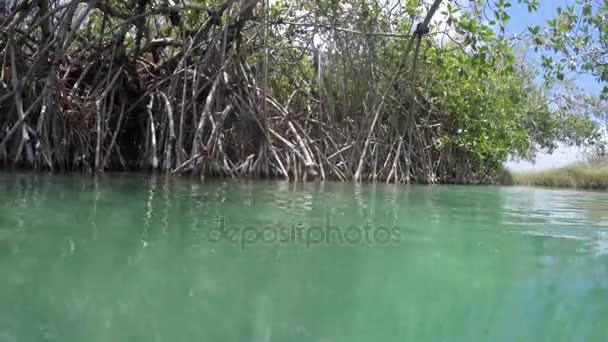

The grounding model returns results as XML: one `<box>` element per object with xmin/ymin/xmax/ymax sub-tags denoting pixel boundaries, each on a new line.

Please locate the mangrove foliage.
<box><xmin>0</xmin><ymin>0</ymin><xmax>603</xmax><ymax>183</ymax></box>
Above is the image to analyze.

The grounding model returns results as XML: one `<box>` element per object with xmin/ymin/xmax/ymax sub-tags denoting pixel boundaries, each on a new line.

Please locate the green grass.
<box><xmin>507</xmin><ymin>161</ymin><xmax>608</xmax><ymax>190</ymax></box>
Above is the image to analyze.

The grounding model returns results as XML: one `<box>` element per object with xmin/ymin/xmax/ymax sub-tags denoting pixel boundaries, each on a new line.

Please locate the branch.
<box><xmin>277</xmin><ymin>20</ymin><xmax>410</xmax><ymax>38</ymax></box>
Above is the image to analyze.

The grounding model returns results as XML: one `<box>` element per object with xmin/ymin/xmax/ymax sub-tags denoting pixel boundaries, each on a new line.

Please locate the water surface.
<box><xmin>1</xmin><ymin>173</ymin><xmax>608</xmax><ymax>341</ymax></box>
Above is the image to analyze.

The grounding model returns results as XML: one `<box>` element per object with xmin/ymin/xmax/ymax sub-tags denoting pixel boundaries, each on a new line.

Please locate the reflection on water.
<box><xmin>500</xmin><ymin>186</ymin><xmax>608</xmax><ymax>255</ymax></box>
<box><xmin>1</xmin><ymin>173</ymin><xmax>608</xmax><ymax>341</ymax></box>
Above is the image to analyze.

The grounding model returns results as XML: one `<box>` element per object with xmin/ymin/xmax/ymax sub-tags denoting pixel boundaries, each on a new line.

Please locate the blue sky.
<box><xmin>502</xmin><ymin>0</ymin><xmax>605</xmax><ymax>170</ymax></box>
<box><xmin>506</xmin><ymin>0</ymin><xmax>603</xmax><ymax>94</ymax></box>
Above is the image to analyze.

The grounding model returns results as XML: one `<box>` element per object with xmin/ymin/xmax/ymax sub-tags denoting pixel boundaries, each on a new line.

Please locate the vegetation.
<box><xmin>528</xmin><ymin>0</ymin><xmax>608</xmax><ymax>96</ymax></box>
<box><xmin>508</xmin><ymin>158</ymin><xmax>608</xmax><ymax>190</ymax></box>
<box><xmin>0</xmin><ymin>0</ymin><xmax>604</xmax><ymax>184</ymax></box>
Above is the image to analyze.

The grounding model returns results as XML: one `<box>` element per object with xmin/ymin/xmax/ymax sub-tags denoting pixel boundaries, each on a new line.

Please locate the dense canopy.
<box><xmin>0</xmin><ymin>0</ymin><xmax>604</xmax><ymax>183</ymax></box>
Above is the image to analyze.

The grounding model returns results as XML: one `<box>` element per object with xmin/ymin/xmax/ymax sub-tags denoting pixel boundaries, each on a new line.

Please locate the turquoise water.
<box><xmin>1</xmin><ymin>173</ymin><xmax>608</xmax><ymax>341</ymax></box>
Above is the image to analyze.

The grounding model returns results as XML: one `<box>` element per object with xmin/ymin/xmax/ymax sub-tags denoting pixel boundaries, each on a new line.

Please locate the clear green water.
<box><xmin>1</xmin><ymin>173</ymin><xmax>608</xmax><ymax>341</ymax></box>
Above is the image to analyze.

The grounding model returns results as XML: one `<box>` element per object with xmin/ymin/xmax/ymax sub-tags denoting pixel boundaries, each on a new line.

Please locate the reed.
<box><xmin>508</xmin><ymin>159</ymin><xmax>608</xmax><ymax>190</ymax></box>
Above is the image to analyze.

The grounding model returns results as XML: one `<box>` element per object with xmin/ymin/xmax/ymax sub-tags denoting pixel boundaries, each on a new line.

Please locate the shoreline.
<box><xmin>507</xmin><ymin>163</ymin><xmax>608</xmax><ymax>191</ymax></box>
<box><xmin>0</xmin><ymin>167</ymin><xmax>503</xmax><ymax>185</ymax></box>
<box><xmin>2</xmin><ymin>168</ymin><xmax>606</xmax><ymax>192</ymax></box>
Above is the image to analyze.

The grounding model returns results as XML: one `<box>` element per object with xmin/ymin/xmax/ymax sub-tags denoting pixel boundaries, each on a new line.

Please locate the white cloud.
<box><xmin>506</xmin><ymin>144</ymin><xmax>588</xmax><ymax>171</ymax></box>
